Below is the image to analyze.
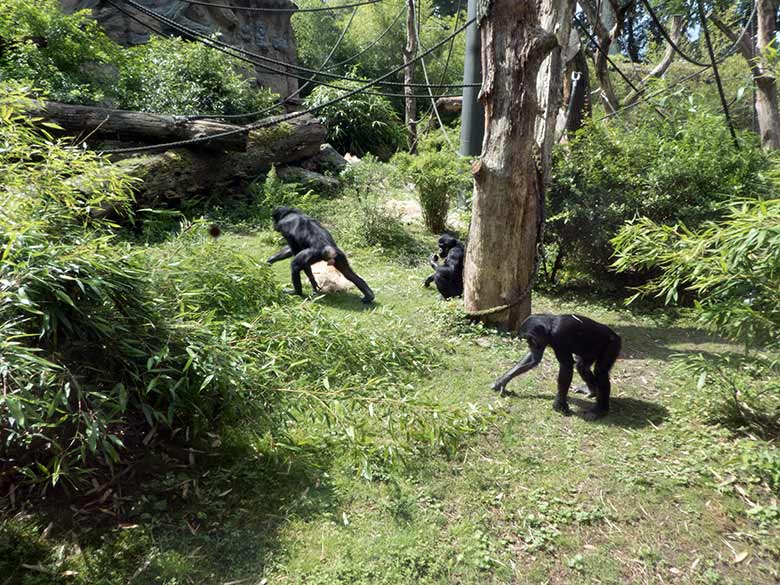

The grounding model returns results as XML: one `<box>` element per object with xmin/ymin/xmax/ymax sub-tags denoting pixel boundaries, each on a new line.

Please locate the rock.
<box><xmin>313</xmin><ymin>143</ymin><xmax>348</xmax><ymax>173</ymax></box>
<box><xmin>276</xmin><ymin>166</ymin><xmax>340</xmax><ymax>195</ymax></box>
<box><xmin>60</xmin><ymin>0</ymin><xmax>299</xmax><ymax>99</ymax></box>
<box><xmin>311</xmin><ymin>261</ymin><xmax>354</xmax><ymax>293</ymax></box>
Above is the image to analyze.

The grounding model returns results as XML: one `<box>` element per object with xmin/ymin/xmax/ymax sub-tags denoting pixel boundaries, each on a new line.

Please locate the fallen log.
<box><xmin>435</xmin><ymin>96</ymin><xmax>463</xmax><ymax>114</ymax></box>
<box><xmin>26</xmin><ymin>101</ymin><xmax>248</xmax><ymax>151</ymax></box>
<box><xmin>113</xmin><ymin>113</ymin><xmax>327</xmax><ymax>206</ymax></box>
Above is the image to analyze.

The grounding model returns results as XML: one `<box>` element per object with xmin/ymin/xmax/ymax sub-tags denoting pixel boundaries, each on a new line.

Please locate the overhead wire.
<box><xmin>185</xmin><ymin>3</ymin><xmax>360</xmax><ymax>120</ymax></box>
<box><xmin>324</xmin><ymin>5</ymin><xmax>405</xmax><ymax>70</ymax></box>
<box><xmin>175</xmin><ymin>0</ymin><xmax>385</xmax><ymax>13</ymax></box>
<box><xmin>639</xmin><ymin>0</ymin><xmax>757</xmax><ymax>68</ymax></box>
<box><xmin>100</xmin><ymin>15</ymin><xmax>476</xmax><ymax>154</ymax></box>
<box><xmin>695</xmin><ymin>0</ymin><xmax>739</xmax><ymax>148</ymax></box>
<box><xmin>116</xmin><ymin>0</ymin><xmax>465</xmax><ymax>99</ymax></box>
<box><xmin>119</xmin><ymin>0</ymin><xmax>476</xmax><ymax>90</ymax></box>
<box><xmin>415</xmin><ymin>0</ymin><xmax>456</xmax><ymax>151</ymax></box>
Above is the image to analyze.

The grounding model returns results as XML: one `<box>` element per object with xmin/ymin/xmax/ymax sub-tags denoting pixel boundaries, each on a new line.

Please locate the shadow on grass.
<box><xmin>616</xmin><ymin>324</ymin><xmax>736</xmax><ymax>361</ymax></box>
<box><xmin>513</xmin><ymin>393</ymin><xmax>670</xmax><ymax>429</ymax></box>
<box><xmin>3</xmin><ymin>443</ymin><xmax>337</xmax><ymax>584</ymax></box>
<box><xmin>313</xmin><ymin>292</ymin><xmax>381</xmax><ymax>312</ymax></box>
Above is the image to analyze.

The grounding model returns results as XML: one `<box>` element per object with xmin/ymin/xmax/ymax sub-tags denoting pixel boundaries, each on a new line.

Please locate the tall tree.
<box><xmin>463</xmin><ymin>0</ymin><xmax>573</xmax><ymax>329</ymax></box>
<box><xmin>403</xmin><ymin>0</ymin><xmax>418</xmax><ymax>151</ymax></box>
<box><xmin>712</xmin><ymin>0</ymin><xmax>780</xmax><ymax>150</ymax></box>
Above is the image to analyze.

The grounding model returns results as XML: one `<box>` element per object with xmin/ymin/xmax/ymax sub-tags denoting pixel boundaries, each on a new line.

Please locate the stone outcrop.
<box><xmin>60</xmin><ymin>0</ymin><xmax>299</xmax><ymax>99</ymax></box>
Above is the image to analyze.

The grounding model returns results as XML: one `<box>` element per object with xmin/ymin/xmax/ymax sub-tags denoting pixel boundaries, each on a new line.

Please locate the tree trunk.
<box><xmin>403</xmin><ymin>0</ymin><xmax>418</xmax><ymax>152</ymax></box>
<box><xmin>27</xmin><ymin>101</ymin><xmax>248</xmax><ymax>151</ymax></box>
<box><xmin>111</xmin><ymin>114</ymin><xmax>326</xmax><ymax>206</ymax></box>
<box><xmin>756</xmin><ymin>0</ymin><xmax>780</xmax><ymax>150</ymax></box>
<box><xmin>536</xmin><ymin>0</ymin><xmax>575</xmax><ymax>182</ymax></box>
<box><xmin>463</xmin><ymin>0</ymin><xmax>565</xmax><ymax>330</ymax></box>
<box><xmin>711</xmin><ymin>3</ymin><xmax>780</xmax><ymax>150</ymax></box>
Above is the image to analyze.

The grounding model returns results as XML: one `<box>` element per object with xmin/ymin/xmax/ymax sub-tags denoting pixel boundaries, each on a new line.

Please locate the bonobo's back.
<box><xmin>519</xmin><ymin>313</ymin><xmax>619</xmax><ymax>358</ymax></box>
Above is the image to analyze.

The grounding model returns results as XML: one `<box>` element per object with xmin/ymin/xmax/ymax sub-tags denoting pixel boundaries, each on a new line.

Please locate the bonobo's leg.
<box><xmin>584</xmin><ymin>335</ymin><xmax>621</xmax><ymax>420</ymax></box>
<box><xmin>491</xmin><ymin>346</ymin><xmax>544</xmax><ymax>395</ymax></box>
<box><xmin>267</xmin><ymin>245</ymin><xmax>294</xmax><ymax>264</ymax></box>
<box><xmin>303</xmin><ymin>264</ymin><xmax>320</xmax><ymax>292</ymax></box>
<box><xmin>334</xmin><ymin>254</ymin><xmax>374</xmax><ymax>303</ymax></box>
<box><xmin>290</xmin><ymin>249</ymin><xmax>318</xmax><ymax>296</ymax></box>
<box><xmin>553</xmin><ymin>349</ymin><xmax>574</xmax><ymax>415</ymax></box>
<box><xmin>423</xmin><ymin>273</ymin><xmax>435</xmax><ymax>288</ymax></box>
<box><xmin>573</xmin><ymin>356</ymin><xmax>598</xmax><ymax>398</ymax></box>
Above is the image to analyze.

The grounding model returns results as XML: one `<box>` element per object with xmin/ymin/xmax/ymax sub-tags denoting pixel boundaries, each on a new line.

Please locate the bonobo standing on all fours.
<box><xmin>492</xmin><ymin>314</ymin><xmax>621</xmax><ymax>420</ymax></box>
<box><xmin>267</xmin><ymin>207</ymin><xmax>375</xmax><ymax>304</ymax></box>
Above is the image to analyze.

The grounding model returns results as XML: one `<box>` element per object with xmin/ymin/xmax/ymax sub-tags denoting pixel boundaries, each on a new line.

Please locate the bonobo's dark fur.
<box><xmin>491</xmin><ymin>314</ymin><xmax>621</xmax><ymax>420</ymax></box>
<box><xmin>267</xmin><ymin>207</ymin><xmax>374</xmax><ymax>303</ymax></box>
<box><xmin>423</xmin><ymin>234</ymin><xmax>464</xmax><ymax>299</ymax></box>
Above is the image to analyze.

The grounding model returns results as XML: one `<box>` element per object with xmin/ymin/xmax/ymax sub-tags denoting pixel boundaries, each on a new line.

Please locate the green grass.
<box><xmin>2</xmin><ymin>221</ymin><xmax>778</xmax><ymax>585</ymax></box>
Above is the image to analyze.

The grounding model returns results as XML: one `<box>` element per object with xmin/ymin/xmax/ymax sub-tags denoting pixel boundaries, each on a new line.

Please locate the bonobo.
<box><xmin>491</xmin><ymin>314</ymin><xmax>621</xmax><ymax>420</ymax></box>
<box><xmin>423</xmin><ymin>234</ymin><xmax>464</xmax><ymax>299</ymax></box>
<box><xmin>267</xmin><ymin>207</ymin><xmax>375</xmax><ymax>304</ymax></box>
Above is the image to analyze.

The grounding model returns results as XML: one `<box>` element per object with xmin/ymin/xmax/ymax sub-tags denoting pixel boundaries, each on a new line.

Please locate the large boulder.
<box><xmin>60</xmin><ymin>0</ymin><xmax>299</xmax><ymax>99</ymax></box>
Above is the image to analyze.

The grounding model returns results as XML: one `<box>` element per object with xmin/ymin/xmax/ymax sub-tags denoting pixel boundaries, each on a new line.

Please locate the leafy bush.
<box><xmin>248</xmin><ymin>166</ymin><xmax>320</xmax><ymax>224</ymax></box>
<box><xmin>613</xmin><ymin>196</ymin><xmax>780</xmax><ymax>435</ymax></box>
<box><xmin>333</xmin><ymin>156</ymin><xmax>429</xmax><ymax>263</ymax></box>
<box><xmin>547</xmin><ymin>107</ymin><xmax>767</xmax><ymax>286</ymax></box>
<box><xmin>0</xmin><ymin>0</ymin><xmax>276</xmax><ymax>115</ymax></box>
<box><xmin>116</xmin><ymin>36</ymin><xmax>278</xmax><ymax>116</ymax></box>
<box><xmin>395</xmin><ymin>148</ymin><xmax>471</xmax><ymax>232</ymax></box>
<box><xmin>305</xmin><ymin>79</ymin><xmax>405</xmax><ymax>159</ymax></box>
<box><xmin>0</xmin><ymin>0</ymin><xmax>121</xmax><ymax>104</ymax></box>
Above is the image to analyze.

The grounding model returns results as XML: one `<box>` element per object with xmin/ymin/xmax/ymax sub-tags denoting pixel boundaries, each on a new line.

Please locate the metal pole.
<box><xmin>459</xmin><ymin>0</ymin><xmax>484</xmax><ymax>156</ymax></box>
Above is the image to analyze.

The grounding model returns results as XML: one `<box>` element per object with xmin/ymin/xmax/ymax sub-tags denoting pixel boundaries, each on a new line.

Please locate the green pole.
<box><xmin>459</xmin><ymin>0</ymin><xmax>484</xmax><ymax>156</ymax></box>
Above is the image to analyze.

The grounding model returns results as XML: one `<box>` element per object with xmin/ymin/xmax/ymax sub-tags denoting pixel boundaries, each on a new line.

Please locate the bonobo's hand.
<box><xmin>491</xmin><ymin>382</ymin><xmax>514</xmax><ymax>396</ymax></box>
<box><xmin>432</xmin><ymin>254</ymin><xmax>439</xmax><ymax>262</ymax></box>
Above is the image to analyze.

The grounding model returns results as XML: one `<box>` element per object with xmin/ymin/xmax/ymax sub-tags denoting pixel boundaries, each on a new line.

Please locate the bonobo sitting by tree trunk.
<box><xmin>491</xmin><ymin>314</ymin><xmax>621</xmax><ymax>420</ymax></box>
<box><xmin>424</xmin><ymin>234</ymin><xmax>464</xmax><ymax>299</ymax></box>
<box><xmin>267</xmin><ymin>207</ymin><xmax>375</xmax><ymax>304</ymax></box>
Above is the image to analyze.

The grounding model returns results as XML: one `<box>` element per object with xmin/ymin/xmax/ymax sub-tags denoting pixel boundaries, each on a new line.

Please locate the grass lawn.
<box><xmin>3</xmin><ymin>224</ymin><xmax>778</xmax><ymax>585</ymax></box>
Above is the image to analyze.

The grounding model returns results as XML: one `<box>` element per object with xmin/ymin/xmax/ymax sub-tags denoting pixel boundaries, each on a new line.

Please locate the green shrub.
<box><xmin>249</xmin><ymin>166</ymin><xmax>320</xmax><ymax>223</ymax></box>
<box><xmin>0</xmin><ymin>0</ymin><xmax>276</xmax><ymax>115</ymax></box>
<box><xmin>333</xmin><ymin>156</ymin><xmax>428</xmax><ymax>263</ymax></box>
<box><xmin>305</xmin><ymin>79</ymin><xmax>405</xmax><ymax>159</ymax></box>
<box><xmin>116</xmin><ymin>36</ymin><xmax>278</xmax><ymax>116</ymax></box>
<box><xmin>396</xmin><ymin>149</ymin><xmax>471</xmax><ymax>233</ymax></box>
<box><xmin>0</xmin><ymin>0</ymin><xmax>121</xmax><ymax>104</ymax></box>
<box><xmin>613</xmin><ymin>195</ymin><xmax>780</xmax><ymax>435</ymax></box>
<box><xmin>547</xmin><ymin>107</ymin><xmax>767</xmax><ymax>286</ymax></box>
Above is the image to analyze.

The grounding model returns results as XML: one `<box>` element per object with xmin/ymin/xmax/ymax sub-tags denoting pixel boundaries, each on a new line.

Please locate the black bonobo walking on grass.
<box><xmin>267</xmin><ymin>207</ymin><xmax>375</xmax><ymax>304</ymax></box>
<box><xmin>423</xmin><ymin>234</ymin><xmax>464</xmax><ymax>299</ymax></box>
<box><xmin>491</xmin><ymin>314</ymin><xmax>621</xmax><ymax>420</ymax></box>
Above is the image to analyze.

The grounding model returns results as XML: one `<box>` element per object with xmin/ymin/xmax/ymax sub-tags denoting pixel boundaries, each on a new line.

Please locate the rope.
<box><xmin>640</xmin><ymin>0</ymin><xmax>756</xmax><ymax>68</ymax></box>
<box><xmin>416</xmin><ymin>0</ymin><xmax>455</xmax><ymax>152</ymax></box>
<box><xmin>185</xmin><ymin>3</ymin><xmax>359</xmax><ymax>120</ymax></box>
<box><xmin>115</xmin><ymin>0</ymin><xmax>465</xmax><ymax>99</ymax></box>
<box><xmin>120</xmin><ymin>0</ymin><xmax>477</xmax><ymax>90</ymax></box>
<box><xmin>100</xmin><ymin>16</ymin><xmax>475</xmax><ymax>154</ymax></box>
<box><xmin>696</xmin><ymin>0</ymin><xmax>739</xmax><ymax>149</ymax></box>
<box><xmin>175</xmin><ymin>0</ymin><xmax>384</xmax><ymax>12</ymax></box>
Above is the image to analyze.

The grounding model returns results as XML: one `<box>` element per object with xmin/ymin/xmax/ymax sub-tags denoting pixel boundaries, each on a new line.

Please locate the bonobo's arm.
<box><xmin>267</xmin><ymin>246</ymin><xmax>293</xmax><ymax>264</ymax></box>
<box><xmin>491</xmin><ymin>345</ymin><xmax>545</xmax><ymax>394</ymax></box>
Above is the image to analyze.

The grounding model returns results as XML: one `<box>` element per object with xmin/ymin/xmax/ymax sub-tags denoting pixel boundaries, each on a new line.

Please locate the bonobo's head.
<box><xmin>519</xmin><ymin>317</ymin><xmax>550</xmax><ymax>352</ymax></box>
<box><xmin>271</xmin><ymin>206</ymin><xmax>298</xmax><ymax>229</ymax></box>
<box><xmin>437</xmin><ymin>234</ymin><xmax>461</xmax><ymax>256</ymax></box>
<box><xmin>322</xmin><ymin>245</ymin><xmax>337</xmax><ymax>266</ymax></box>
